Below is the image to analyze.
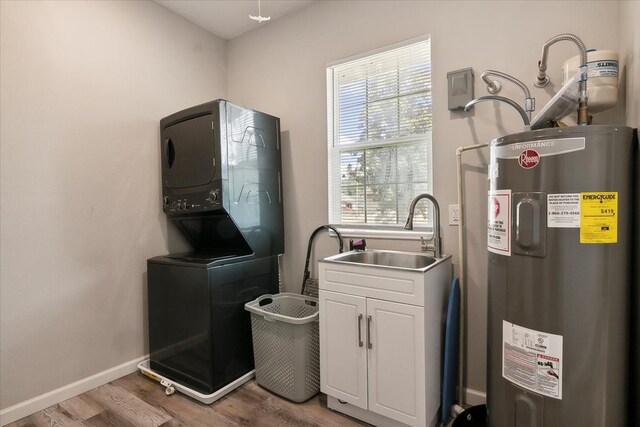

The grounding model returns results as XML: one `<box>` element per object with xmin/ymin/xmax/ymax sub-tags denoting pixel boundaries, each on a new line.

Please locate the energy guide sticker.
<box><xmin>580</xmin><ymin>192</ymin><xmax>618</xmax><ymax>244</ymax></box>
<box><xmin>502</xmin><ymin>321</ymin><xmax>563</xmax><ymax>400</ymax></box>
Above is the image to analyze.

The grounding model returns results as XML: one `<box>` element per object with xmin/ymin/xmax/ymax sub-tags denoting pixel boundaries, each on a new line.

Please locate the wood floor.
<box><xmin>8</xmin><ymin>373</ymin><xmax>368</xmax><ymax>427</ymax></box>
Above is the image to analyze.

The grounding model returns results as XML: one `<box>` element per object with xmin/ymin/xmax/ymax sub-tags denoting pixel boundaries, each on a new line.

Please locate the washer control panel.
<box><xmin>163</xmin><ymin>188</ymin><xmax>222</xmax><ymax>215</ymax></box>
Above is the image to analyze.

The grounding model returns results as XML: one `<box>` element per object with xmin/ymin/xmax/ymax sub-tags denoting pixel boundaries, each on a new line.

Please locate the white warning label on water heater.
<box><xmin>503</xmin><ymin>321</ymin><xmax>563</xmax><ymax>399</ymax></box>
<box><xmin>487</xmin><ymin>190</ymin><xmax>511</xmax><ymax>256</ymax></box>
<box><xmin>547</xmin><ymin>193</ymin><xmax>580</xmax><ymax>228</ymax></box>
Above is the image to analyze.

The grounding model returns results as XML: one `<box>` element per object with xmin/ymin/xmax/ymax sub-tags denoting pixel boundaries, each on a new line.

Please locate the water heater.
<box><xmin>487</xmin><ymin>125</ymin><xmax>636</xmax><ymax>427</ymax></box>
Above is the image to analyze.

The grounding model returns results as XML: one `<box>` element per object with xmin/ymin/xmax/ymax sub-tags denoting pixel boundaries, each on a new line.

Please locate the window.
<box><xmin>327</xmin><ymin>37</ymin><xmax>432</xmax><ymax>230</ymax></box>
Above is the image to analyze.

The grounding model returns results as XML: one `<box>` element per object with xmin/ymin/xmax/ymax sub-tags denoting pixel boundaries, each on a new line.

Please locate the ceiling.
<box><xmin>154</xmin><ymin>0</ymin><xmax>315</xmax><ymax>40</ymax></box>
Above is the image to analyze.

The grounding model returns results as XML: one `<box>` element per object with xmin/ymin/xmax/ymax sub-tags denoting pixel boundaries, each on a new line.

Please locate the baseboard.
<box><xmin>0</xmin><ymin>355</ymin><xmax>147</xmax><ymax>426</ymax></box>
<box><xmin>464</xmin><ymin>387</ymin><xmax>486</xmax><ymax>406</ymax></box>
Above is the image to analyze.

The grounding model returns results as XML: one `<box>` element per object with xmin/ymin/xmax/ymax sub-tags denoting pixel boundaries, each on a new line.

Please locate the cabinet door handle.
<box><xmin>357</xmin><ymin>314</ymin><xmax>363</xmax><ymax>347</ymax></box>
<box><xmin>367</xmin><ymin>315</ymin><xmax>373</xmax><ymax>349</ymax></box>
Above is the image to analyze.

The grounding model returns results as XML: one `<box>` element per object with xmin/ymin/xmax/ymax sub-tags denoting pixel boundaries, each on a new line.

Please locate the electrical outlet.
<box><xmin>449</xmin><ymin>204</ymin><xmax>460</xmax><ymax>226</ymax></box>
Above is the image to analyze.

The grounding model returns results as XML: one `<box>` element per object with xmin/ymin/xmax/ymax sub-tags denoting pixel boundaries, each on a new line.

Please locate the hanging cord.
<box><xmin>301</xmin><ymin>225</ymin><xmax>344</xmax><ymax>295</ymax></box>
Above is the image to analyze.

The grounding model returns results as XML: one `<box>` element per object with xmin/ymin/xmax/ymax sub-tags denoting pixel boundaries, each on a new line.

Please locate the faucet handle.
<box><xmin>420</xmin><ymin>236</ymin><xmax>428</xmax><ymax>252</ymax></box>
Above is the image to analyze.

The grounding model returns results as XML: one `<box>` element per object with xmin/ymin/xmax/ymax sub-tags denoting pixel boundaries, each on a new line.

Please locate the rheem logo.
<box><xmin>518</xmin><ymin>149</ymin><xmax>540</xmax><ymax>169</ymax></box>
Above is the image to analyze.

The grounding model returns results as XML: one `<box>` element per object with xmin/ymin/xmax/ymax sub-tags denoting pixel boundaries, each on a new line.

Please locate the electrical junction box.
<box><xmin>447</xmin><ymin>67</ymin><xmax>474</xmax><ymax>110</ymax></box>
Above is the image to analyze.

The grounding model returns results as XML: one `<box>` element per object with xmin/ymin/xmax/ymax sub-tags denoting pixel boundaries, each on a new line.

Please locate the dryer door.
<box><xmin>162</xmin><ymin>114</ymin><xmax>216</xmax><ymax>188</ymax></box>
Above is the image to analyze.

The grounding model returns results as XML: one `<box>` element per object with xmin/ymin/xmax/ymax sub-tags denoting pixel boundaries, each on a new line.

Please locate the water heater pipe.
<box><xmin>465</xmin><ymin>95</ymin><xmax>531</xmax><ymax>128</ymax></box>
<box><xmin>480</xmin><ymin>70</ymin><xmax>535</xmax><ymax>120</ymax></box>
<box><xmin>534</xmin><ymin>33</ymin><xmax>589</xmax><ymax>125</ymax></box>
<box><xmin>455</xmin><ymin>142</ymin><xmax>489</xmax><ymax>405</ymax></box>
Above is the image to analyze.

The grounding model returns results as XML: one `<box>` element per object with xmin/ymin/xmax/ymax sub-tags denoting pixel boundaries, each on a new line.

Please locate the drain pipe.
<box><xmin>534</xmin><ymin>33</ymin><xmax>589</xmax><ymax>125</ymax></box>
<box><xmin>455</xmin><ymin>142</ymin><xmax>489</xmax><ymax>406</ymax></box>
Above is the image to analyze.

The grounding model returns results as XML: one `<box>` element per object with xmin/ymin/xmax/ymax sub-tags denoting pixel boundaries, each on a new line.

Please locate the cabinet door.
<box><xmin>319</xmin><ymin>290</ymin><xmax>368</xmax><ymax>409</ymax></box>
<box><xmin>367</xmin><ymin>298</ymin><xmax>425</xmax><ymax>426</ymax></box>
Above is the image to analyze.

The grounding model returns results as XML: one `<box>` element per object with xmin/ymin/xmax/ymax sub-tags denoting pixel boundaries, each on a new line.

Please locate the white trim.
<box><xmin>332</xmin><ymin>133</ymin><xmax>432</xmax><ymax>152</ymax></box>
<box><xmin>327</xmin><ymin>34</ymin><xmax>431</xmax><ymax>68</ymax></box>
<box><xmin>326</xmin><ymin>34</ymin><xmax>433</xmax><ymax>225</ymax></box>
<box><xmin>326</xmin><ymin>37</ymin><xmax>433</xmax><ymax>227</ymax></box>
<box><xmin>463</xmin><ymin>387</ymin><xmax>487</xmax><ymax>406</ymax></box>
<box><xmin>327</xmin><ymin>65</ymin><xmax>340</xmax><ymax>223</ymax></box>
<box><xmin>0</xmin><ymin>355</ymin><xmax>147</xmax><ymax>426</ymax></box>
<box><xmin>331</xmin><ymin>226</ymin><xmax>434</xmax><ymax>241</ymax></box>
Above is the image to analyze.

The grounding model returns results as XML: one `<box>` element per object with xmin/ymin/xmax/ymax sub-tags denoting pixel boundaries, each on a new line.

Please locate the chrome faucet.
<box><xmin>404</xmin><ymin>193</ymin><xmax>442</xmax><ymax>258</ymax></box>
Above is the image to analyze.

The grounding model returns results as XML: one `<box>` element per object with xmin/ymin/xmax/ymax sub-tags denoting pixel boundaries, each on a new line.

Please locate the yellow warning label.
<box><xmin>580</xmin><ymin>192</ymin><xmax>618</xmax><ymax>244</ymax></box>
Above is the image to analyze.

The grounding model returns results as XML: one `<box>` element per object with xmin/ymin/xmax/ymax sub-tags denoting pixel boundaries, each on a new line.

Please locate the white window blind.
<box><xmin>327</xmin><ymin>38</ymin><xmax>433</xmax><ymax>228</ymax></box>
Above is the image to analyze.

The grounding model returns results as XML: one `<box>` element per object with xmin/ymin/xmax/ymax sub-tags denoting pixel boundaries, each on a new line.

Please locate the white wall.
<box><xmin>0</xmin><ymin>0</ymin><xmax>226</xmax><ymax>412</ymax></box>
<box><xmin>619</xmin><ymin>0</ymin><xmax>640</xmax><ymax>128</ymax></box>
<box><xmin>226</xmin><ymin>0</ymin><xmax>623</xmax><ymax>396</ymax></box>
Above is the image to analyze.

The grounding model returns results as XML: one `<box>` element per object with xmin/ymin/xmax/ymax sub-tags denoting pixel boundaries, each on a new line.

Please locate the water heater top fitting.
<box><xmin>562</xmin><ymin>50</ymin><xmax>619</xmax><ymax>114</ymax></box>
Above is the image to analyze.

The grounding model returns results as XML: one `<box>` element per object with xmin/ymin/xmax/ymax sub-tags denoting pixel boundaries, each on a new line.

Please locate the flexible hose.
<box><xmin>464</xmin><ymin>95</ymin><xmax>531</xmax><ymax>127</ymax></box>
<box><xmin>534</xmin><ymin>33</ymin><xmax>589</xmax><ymax>125</ymax></box>
<box><xmin>301</xmin><ymin>225</ymin><xmax>343</xmax><ymax>295</ymax></box>
<box><xmin>537</xmin><ymin>33</ymin><xmax>587</xmax><ymax>83</ymax></box>
<box><xmin>481</xmin><ymin>70</ymin><xmax>531</xmax><ymax>99</ymax></box>
<box><xmin>480</xmin><ymin>70</ymin><xmax>535</xmax><ymax>119</ymax></box>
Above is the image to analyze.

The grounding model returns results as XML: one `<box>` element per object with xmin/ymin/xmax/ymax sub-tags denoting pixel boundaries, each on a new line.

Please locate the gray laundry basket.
<box><xmin>245</xmin><ymin>293</ymin><xmax>319</xmax><ymax>402</ymax></box>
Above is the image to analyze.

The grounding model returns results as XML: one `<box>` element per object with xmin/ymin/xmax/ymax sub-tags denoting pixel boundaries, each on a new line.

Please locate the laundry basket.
<box><xmin>245</xmin><ymin>293</ymin><xmax>319</xmax><ymax>402</ymax></box>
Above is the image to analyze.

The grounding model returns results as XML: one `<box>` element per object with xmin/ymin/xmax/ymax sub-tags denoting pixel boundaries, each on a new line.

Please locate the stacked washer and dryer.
<box><xmin>144</xmin><ymin>100</ymin><xmax>284</xmax><ymax>401</ymax></box>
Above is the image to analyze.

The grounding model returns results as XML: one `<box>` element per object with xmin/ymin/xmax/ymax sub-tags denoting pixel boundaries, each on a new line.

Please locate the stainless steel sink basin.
<box><xmin>323</xmin><ymin>250</ymin><xmax>438</xmax><ymax>271</ymax></box>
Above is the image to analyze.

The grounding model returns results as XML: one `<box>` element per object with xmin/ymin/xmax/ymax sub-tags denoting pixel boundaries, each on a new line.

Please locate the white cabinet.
<box><xmin>319</xmin><ymin>254</ymin><xmax>451</xmax><ymax>427</ymax></box>
<box><xmin>367</xmin><ymin>298</ymin><xmax>425</xmax><ymax>424</ymax></box>
<box><xmin>320</xmin><ymin>291</ymin><xmax>426</xmax><ymax>426</ymax></box>
<box><xmin>319</xmin><ymin>292</ymin><xmax>367</xmax><ymax>407</ymax></box>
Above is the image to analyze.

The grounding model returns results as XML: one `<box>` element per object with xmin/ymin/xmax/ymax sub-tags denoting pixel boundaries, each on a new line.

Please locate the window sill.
<box><xmin>330</xmin><ymin>226</ymin><xmax>435</xmax><ymax>241</ymax></box>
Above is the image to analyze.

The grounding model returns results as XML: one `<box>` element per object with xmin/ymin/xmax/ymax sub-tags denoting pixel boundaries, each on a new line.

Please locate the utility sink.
<box><xmin>319</xmin><ymin>250</ymin><xmax>452</xmax><ymax>427</ymax></box>
<box><xmin>323</xmin><ymin>249</ymin><xmax>440</xmax><ymax>272</ymax></box>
